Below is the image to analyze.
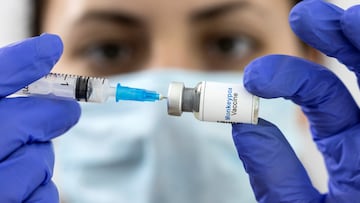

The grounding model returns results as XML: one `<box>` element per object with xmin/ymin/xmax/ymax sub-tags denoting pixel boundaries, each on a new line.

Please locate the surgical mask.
<box><xmin>54</xmin><ymin>69</ymin><xmax>303</xmax><ymax>203</ymax></box>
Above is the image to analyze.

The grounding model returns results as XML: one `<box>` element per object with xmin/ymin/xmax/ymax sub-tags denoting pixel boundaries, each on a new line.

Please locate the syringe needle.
<box><xmin>159</xmin><ymin>95</ymin><xmax>168</xmax><ymax>100</ymax></box>
<box><xmin>115</xmin><ymin>84</ymin><xmax>165</xmax><ymax>102</ymax></box>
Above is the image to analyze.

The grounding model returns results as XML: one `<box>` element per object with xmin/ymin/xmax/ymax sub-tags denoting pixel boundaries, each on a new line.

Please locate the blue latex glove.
<box><xmin>0</xmin><ymin>34</ymin><xmax>80</xmax><ymax>202</ymax></box>
<box><xmin>232</xmin><ymin>1</ymin><xmax>360</xmax><ymax>202</ymax></box>
<box><xmin>290</xmin><ymin>0</ymin><xmax>360</xmax><ymax>87</ymax></box>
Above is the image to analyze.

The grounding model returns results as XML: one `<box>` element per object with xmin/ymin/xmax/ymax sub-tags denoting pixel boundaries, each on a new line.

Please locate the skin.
<box><xmin>41</xmin><ymin>0</ymin><xmax>308</xmax><ymax>77</ymax></box>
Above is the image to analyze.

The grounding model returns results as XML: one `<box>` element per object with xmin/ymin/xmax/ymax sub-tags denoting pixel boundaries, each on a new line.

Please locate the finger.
<box><xmin>315</xmin><ymin>123</ymin><xmax>360</xmax><ymax>202</ymax></box>
<box><xmin>244</xmin><ymin>55</ymin><xmax>360</xmax><ymax>138</ymax></box>
<box><xmin>0</xmin><ymin>97</ymin><xmax>80</xmax><ymax>160</ymax></box>
<box><xmin>289</xmin><ymin>0</ymin><xmax>360</xmax><ymax>70</ymax></box>
<box><xmin>232</xmin><ymin>119</ymin><xmax>323</xmax><ymax>202</ymax></box>
<box><xmin>341</xmin><ymin>5</ymin><xmax>360</xmax><ymax>80</ymax></box>
<box><xmin>0</xmin><ymin>33</ymin><xmax>63</xmax><ymax>97</ymax></box>
<box><xmin>24</xmin><ymin>181</ymin><xmax>59</xmax><ymax>203</ymax></box>
<box><xmin>0</xmin><ymin>143</ymin><xmax>55</xmax><ymax>202</ymax></box>
<box><xmin>341</xmin><ymin>5</ymin><xmax>360</xmax><ymax>52</ymax></box>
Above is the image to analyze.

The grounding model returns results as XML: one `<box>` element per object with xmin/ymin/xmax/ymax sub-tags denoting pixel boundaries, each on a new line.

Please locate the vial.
<box><xmin>167</xmin><ymin>81</ymin><xmax>259</xmax><ymax>124</ymax></box>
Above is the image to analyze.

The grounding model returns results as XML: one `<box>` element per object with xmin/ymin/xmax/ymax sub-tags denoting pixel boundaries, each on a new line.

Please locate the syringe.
<box><xmin>13</xmin><ymin>73</ymin><xmax>166</xmax><ymax>103</ymax></box>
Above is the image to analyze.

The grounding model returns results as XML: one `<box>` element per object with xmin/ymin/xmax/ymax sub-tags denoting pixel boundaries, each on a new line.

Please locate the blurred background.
<box><xmin>0</xmin><ymin>0</ymin><xmax>29</xmax><ymax>46</ymax></box>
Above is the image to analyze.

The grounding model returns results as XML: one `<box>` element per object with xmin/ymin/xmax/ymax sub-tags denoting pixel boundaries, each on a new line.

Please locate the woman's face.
<box><xmin>42</xmin><ymin>0</ymin><xmax>304</xmax><ymax>76</ymax></box>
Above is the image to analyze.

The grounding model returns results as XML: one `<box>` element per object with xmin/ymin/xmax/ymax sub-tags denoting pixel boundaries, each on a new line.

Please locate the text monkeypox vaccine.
<box><xmin>225</xmin><ymin>87</ymin><xmax>240</xmax><ymax>121</ymax></box>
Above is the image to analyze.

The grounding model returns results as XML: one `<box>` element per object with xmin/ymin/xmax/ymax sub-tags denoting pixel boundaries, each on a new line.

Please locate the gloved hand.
<box><xmin>232</xmin><ymin>1</ymin><xmax>360</xmax><ymax>202</ymax></box>
<box><xmin>0</xmin><ymin>34</ymin><xmax>80</xmax><ymax>202</ymax></box>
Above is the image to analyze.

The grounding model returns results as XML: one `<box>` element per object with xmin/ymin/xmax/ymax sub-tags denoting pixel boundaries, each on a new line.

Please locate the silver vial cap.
<box><xmin>167</xmin><ymin>82</ymin><xmax>184</xmax><ymax>116</ymax></box>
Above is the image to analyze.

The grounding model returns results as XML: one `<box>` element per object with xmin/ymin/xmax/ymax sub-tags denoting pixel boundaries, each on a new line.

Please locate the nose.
<box><xmin>145</xmin><ymin>32</ymin><xmax>200</xmax><ymax>70</ymax></box>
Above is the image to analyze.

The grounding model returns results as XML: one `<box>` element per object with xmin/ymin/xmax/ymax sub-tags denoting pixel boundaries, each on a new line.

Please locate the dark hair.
<box><xmin>30</xmin><ymin>0</ymin><xmax>302</xmax><ymax>36</ymax></box>
<box><xmin>30</xmin><ymin>0</ymin><xmax>45</xmax><ymax>36</ymax></box>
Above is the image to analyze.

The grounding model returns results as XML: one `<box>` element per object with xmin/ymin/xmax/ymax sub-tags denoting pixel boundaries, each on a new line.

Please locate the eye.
<box><xmin>76</xmin><ymin>39</ymin><xmax>147</xmax><ymax>75</ymax></box>
<box><xmin>206</xmin><ymin>35</ymin><xmax>254</xmax><ymax>58</ymax></box>
<box><xmin>64</xmin><ymin>24</ymin><xmax>148</xmax><ymax>76</ymax></box>
<box><xmin>200</xmin><ymin>33</ymin><xmax>260</xmax><ymax>71</ymax></box>
<box><xmin>84</xmin><ymin>42</ymin><xmax>133</xmax><ymax>64</ymax></box>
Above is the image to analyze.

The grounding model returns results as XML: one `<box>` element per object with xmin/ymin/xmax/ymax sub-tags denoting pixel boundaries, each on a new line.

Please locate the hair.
<box><xmin>30</xmin><ymin>0</ymin><xmax>303</xmax><ymax>36</ymax></box>
<box><xmin>31</xmin><ymin>0</ymin><xmax>45</xmax><ymax>36</ymax></box>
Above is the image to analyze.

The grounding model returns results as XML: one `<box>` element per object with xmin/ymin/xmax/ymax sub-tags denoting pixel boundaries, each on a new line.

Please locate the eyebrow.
<box><xmin>191</xmin><ymin>1</ymin><xmax>251</xmax><ymax>22</ymax></box>
<box><xmin>75</xmin><ymin>11</ymin><xmax>144</xmax><ymax>27</ymax></box>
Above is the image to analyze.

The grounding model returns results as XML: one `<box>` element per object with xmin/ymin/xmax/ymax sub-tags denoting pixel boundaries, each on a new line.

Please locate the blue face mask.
<box><xmin>55</xmin><ymin>69</ymin><xmax>302</xmax><ymax>203</ymax></box>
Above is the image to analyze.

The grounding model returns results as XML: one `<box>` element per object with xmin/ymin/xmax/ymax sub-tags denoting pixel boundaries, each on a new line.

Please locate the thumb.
<box><xmin>232</xmin><ymin>119</ymin><xmax>323</xmax><ymax>202</ymax></box>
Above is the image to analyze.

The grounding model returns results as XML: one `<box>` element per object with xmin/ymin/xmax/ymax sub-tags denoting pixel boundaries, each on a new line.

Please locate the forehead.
<box><xmin>47</xmin><ymin>0</ymin><xmax>292</xmax><ymax>19</ymax></box>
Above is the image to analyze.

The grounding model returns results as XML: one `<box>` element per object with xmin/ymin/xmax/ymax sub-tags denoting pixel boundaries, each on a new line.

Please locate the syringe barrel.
<box><xmin>15</xmin><ymin>73</ymin><xmax>77</xmax><ymax>98</ymax></box>
<box><xmin>14</xmin><ymin>73</ymin><xmax>112</xmax><ymax>103</ymax></box>
<box><xmin>87</xmin><ymin>78</ymin><xmax>112</xmax><ymax>103</ymax></box>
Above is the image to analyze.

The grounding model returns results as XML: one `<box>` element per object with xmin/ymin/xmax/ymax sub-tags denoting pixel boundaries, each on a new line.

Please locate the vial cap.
<box><xmin>167</xmin><ymin>82</ymin><xmax>184</xmax><ymax>116</ymax></box>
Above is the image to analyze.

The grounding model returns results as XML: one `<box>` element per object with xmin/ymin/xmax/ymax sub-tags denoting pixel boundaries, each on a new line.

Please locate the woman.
<box><xmin>30</xmin><ymin>0</ymin><xmax>324</xmax><ymax>202</ymax></box>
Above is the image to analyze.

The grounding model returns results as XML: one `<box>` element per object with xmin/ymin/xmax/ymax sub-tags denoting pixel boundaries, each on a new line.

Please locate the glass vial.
<box><xmin>167</xmin><ymin>81</ymin><xmax>259</xmax><ymax>124</ymax></box>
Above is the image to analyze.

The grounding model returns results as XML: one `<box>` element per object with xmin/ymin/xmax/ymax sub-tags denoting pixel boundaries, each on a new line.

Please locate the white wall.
<box><xmin>0</xmin><ymin>0</ymin><xmax>29</xmax><ymax>46</ymax></box>
<box><xmin>330</xmin><ymin>0</ymin><xmax>360</xmax><ymax>9</ymax></box>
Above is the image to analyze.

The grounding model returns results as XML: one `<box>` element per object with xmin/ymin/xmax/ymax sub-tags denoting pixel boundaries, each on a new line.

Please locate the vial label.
<box><xmin>198</xmin><ymin>82</ymin><xmax>258</xmax><ymax>124</ymax></box>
